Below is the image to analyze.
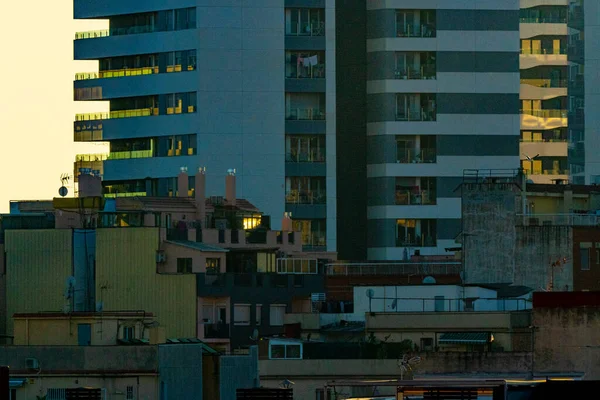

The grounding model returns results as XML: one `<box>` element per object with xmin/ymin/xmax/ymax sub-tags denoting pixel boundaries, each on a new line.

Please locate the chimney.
<box><xmin>78</xmin><ymin>171</ymin><xmax>102</xmax><ymax>198</ymax></box>
<box><xmin>177</xmin><ymin>167</ymin><xmax>189</xmax><ymax>198</ymax></box>
<box><xmin>282</xmin><ymin>212</ymin><xmax>292</xmax><ymax>232</ymax></box>
<box><xmin>195</xmin><ymin>167</ymin><xmax>206</xmax><ymax>225</ymax></box>
<box><xmin>226</xmin><ymin>169</ymin><xmax>236</xmax><ymax>206</ymax></box>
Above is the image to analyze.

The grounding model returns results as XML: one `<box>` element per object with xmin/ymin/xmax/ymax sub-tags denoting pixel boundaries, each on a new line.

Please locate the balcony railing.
<box><xmin>516</xmin><ymin>213</ymin><xmax>600</xmax><ymax>226</ymax></box>
<box><xmin>520</xmin><ymin>109</ymin><xmax>567</xmax><ymax>118</ymax></box>
<box><xmin>285</xmin><ymin>190</ymin><xmax>326</xmax><ymax>205</ymax></box>
<box><xmin>395</xmin><ymin>66</ymin><xmax>436</xmax><ymax>80</ymax></box>
<box><xmin>395</xmin><ymin>190</ymin><xmax>436</xmax><ymax>206</ymax></box>
<box><xmin>396</xmin><ymin>108</ymin><xmax>436</xmax><ymax>122</ymax></box>
<box><xmin>396</xmin><ymin>235</ymin><xmax>436</xmax><ymax>247</ymax></box>
<box><xmin>520</xmin><ymin>48</ymin><xmax>567</xmax><ymax>55</ymax></box>
<box><xmin>397</xmin><ymin>148</ymin><xmax>436</xmax><ymax>163</ymax></box>
<box><xmin>108</xmin><ymin>150</ymin><xmax>153</xmax><ymax>160</ymax></box>
<box><xmin>326</xmin><ymin>262</ymin><xmax>461</xmax><ymax>276</ymax></box>
<box><xmin>286</xmin><ymin>22</ymin><xmax>325</xmax><ymax>36</ymax></box>
<box><xmin>203</xmin><ymin>323</ymin><xmax>230</xmax><ymax>339</ymax></box>
<box><xmin>75</xmin><ymin>108</ymin><xmax>158</xmax><ymax>121</ymax></box>
<box><xmin>519</xmin><ymin>17</ymin><xmax>567</xmax><ymax>24</ymax></box>
<box><xmin>276</xmin><ymin>258</ymin><xmax>319</xmax><ymax>274</ymax></box>
<box><xmin>520</xmin><ymin>78</ymin><xmax>568</xmax><ymax>88</ymax></box>
<box><xmin>285</xmin><ymin>151</ymin><xmax>325</xmax><ymax>163</ymax></box>
<box><xmin>286</xmin><ymin>63</ymin><xmax>325</xmax><ymax>79</ymax></box>
<box><xmin>286</xmin><ymin>108</ymin><xmax>325</xmax><ymax>121</ymax></box>
<box><xmin>520</xmin><ymin>138</ymin><xmax>567</xmax><ymax>143</ymax></box>
<box><xmin>365</xmin><ymin>296</ymin><xmax>531</xmax><ymax>312</ymax></box>
<box><xmin>397</xmin><ymin>24</ymin><xmax>436</xmax><ymax>38</ymax></box>
<box><xmin>75</xmin><ymin>29</ymin><xmax>109</xmax><ymax>40</ymax></box>
<box><xmin>75</xmin><ymin>67</ymin><xmax>159</xmax><ymax>81</ymax></box>
<box><xmin>303</xmin><ymin>232</ymin><xmax>326</xmax><ymax>246</ymax></box>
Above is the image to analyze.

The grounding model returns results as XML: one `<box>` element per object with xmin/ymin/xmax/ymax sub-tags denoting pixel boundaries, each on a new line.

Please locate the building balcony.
<box><xmin>521</xmin><ymin>109</ymin><xmax>567</xmax><ymax>119</ymax></box>
<box><xmin>107</xmin><ymin>150</ymin><xmax>154</xmax><ymax>160</ymax></box>
<box><xmin>75</xmin><ymin>29</ymin><xmax>109</xmax><ymax>40</ymax></box>
<box><xmin>520</xmin><ymin>141</ymin><xmax>567</xmax><ymax>158</ymax></box>
<box><xmin>326</xmin><ymin>262</ymin><xmax>461</xmax><ymax>276</ymax></box>
<box><xmin>520</xmin><ymin>54</ymin><xmax>567</xmax><ymax>69</ymax></box>
<box><xmin>395</xmin><ymin>190</ymin><xmax>436</xmax><ymax>206</ymax></box>
<box><xmin>285</xmin><ymin>108</ymin><xmax>325</xmax><ymax>121</ymax></box>
<box><xmin>202</xmin><ymin>323</ymin><xmax>230</xmax><ymax>339</ymax></box>
<box><xmin>75</xmin><ymin>66</ymin><xmax>160</xmax><ymax>81</ymax></box>
<box><xmin>285</xmin><ymin>151</ymin><xmax>325</xmax><ymax>163</ymax></box>
<box><xmin>285</xmin><ymin>190</ymin><xmax>326</xmax><ymax>205</ymax></box>
<box><xmin>520</xmin><ymin>78</ymin><xmax>567</xmax><ymax>88</ymax></box>
<box><xmin>75</xmin><ymin>108</ymin><xmax>158</xmax><ymax>122</ymax></box>
<box><xmin>396</xmin><ymin>148</ymin><xmax>436</xmax><ymax>164</ymax></box>
<box><xmin>394</xmin><ymin>66</ymin><xmax>436</xmax><ymax>80</ymax></box>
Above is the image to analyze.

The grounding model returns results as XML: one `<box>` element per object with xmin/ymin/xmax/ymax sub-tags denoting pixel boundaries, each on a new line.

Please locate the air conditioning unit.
<box><xmin>26</xmin><ymin>358</ymin><xmax>39</xmax><ymax>369</ymax></box>
<box><xmin>156</xmin><ymin>250</ymin><xmax>166</xmax><ymax>263</ymax></box>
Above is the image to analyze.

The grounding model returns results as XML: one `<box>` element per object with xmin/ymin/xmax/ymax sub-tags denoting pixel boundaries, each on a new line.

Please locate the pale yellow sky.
<box><xmin>0</xmin><ymin>3</ymin><xmax>108</xmax><ymax>212</ymax></box>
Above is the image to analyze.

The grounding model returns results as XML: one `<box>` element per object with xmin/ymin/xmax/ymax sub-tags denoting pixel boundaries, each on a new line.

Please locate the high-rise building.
<box><xmin>363</xmin><ymin>1</ymin><xmax>521</xmax><ymax>259</ymax></box>
<box><xmin>519</xmin><ymin>0</ymin><xmax>569</xmax><ymax>183</ymax></box>
<box><xmin>73</xmin><ymin>1</ymin><xmax>337</xmax><ymax>254</ymax></box>
<box><xmin>567</xmin><ymin>0</ymin><xmax>599</xmax><ymax>185</ymax></box>
<box><xmin>74</xmin><ymin>2</ymin><xmax>527</xmax><ymax>261</ymax></box>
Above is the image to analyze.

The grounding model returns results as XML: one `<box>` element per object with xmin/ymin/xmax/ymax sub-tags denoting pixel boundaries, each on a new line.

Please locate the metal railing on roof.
<box><xmin>516</xmin><ymin>213</ymin><xmax>600</xmax><ymax>226</ymax></box>
<box><xmin>326</xmin><ymin>262</ymin><xmax>461</xmax><ymax>276</ymax></box>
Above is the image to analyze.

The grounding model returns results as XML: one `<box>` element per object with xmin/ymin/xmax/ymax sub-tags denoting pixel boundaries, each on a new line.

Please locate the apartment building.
<box><xmin>364</xmin><ymin>1</ymin><xmax>521</xmax><ymax>259</ymax></box>
<box><xmin>73</xmin><ymin>1</ymin><xmax>337</xmax><ymax>255</ymax></box>
<box><xmin>519</xmin><ymin>0</ymin><xmax>569</xmax><ymax>183</ymax></box>
<box><xmin>567</xmin><ymin>0</ymin><xmax>600</xmax><ymax>184</ymax></box>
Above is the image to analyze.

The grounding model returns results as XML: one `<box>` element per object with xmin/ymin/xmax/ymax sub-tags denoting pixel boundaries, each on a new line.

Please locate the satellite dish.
<box><xmin>279</xmin><ymin>379</ymin><xmax>295</xmax><ymax>389</ymax></box>
<box><xmin>95</xmin><ymin>302</ymin><xmax>104</xmax><ymax>312</ymax></box>
<box><xmin>422</xmin><ymin>276</ymin><xmax>437</xmax><ymax>284</ymax></box>
<box><xmin>391</xmin><ymin>299</ymin><xmax>398</xmax><ymax>309</ymax></box>
<box><xmin>58</xmin><ymin>186</ymin><xmax>68</xmax><ymax>197</ymax></box>
<box><xmin>366</xmin><ymin>289</ymin><xmax>375</xmax><ymax>299</ymax></box>
<box><xmin>249</xmin><ymin>328</ymin><xmax>259</xmax><ymax>341</ymax></box>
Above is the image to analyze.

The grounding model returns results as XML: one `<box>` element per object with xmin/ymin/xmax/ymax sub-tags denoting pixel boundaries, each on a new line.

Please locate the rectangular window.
<box><xmin>187</xmin><ymin>50</ymin><xmax>197</xmax><ymax>70</ymax></box>
<box><xmin>187</xmin><ymin>92</ymin><xmax>197</xmax><ymax>113</ymax></box>
<box><xmin>421</xmin><ymin>337</ymin><xmax>434</xmax><ymax>351</ymax></box>
<box><xmin>256</xmin><ymin>304</ymin><xmax>262</xmax><ymax>325</ymax></box>
<box><xmin>206</xmin><ymin>258</ymin><xmax>221</xmax><ymax>274</ymax></box>
<box><xmin>234</xmin><ymin>304</ymin><xmax>251</xmax><ymax>326</ymax></box>
<box><xmin>270</xmin><ymin>304</ymin><xmax>286</xmax><ymax>326</ymax></box>
<box><xmin>581</xmin><ymin>246</ymin><xmax>590</xmax><ymax>271</ymax></box>
<box><xmin>177</xmin><ymin>258</ymin><xmax>193</xmax><ymax>274</ymax></box>
<box><xmin>269</xmin><ymin>342</ymin><xmax>302</xmax><ymax>359</ymax></box>
<box><xmin>123</xmin><ymin>326</ymin><xmax>135</xmax><ymax>340</ymax></box>
<box><xmin>126</xmin><ymin>386</ymin><xmax>134</xmax><ymax>400</ymax></box>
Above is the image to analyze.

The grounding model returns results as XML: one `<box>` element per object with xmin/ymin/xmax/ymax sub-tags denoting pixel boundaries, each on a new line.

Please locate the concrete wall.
<box><xmin>161</xmin><ymin>241</ymin><xmax>226</xmax><ymax>274</ymax></box>
<box><xmin>96</xmin><ymin>228</ymin><xmax>196</xmax><ymax>338</ymax></box>
<box><xmin>13</xmin><ymin>375</ymin><xmax>157</xmax><ymax>400</ymax></box>
<box><xmin>5</xmin><ymin>230</ymin><xmax>73</xmax><ymax>336</ymax></box>
<box><xmin>158</xmin><ymin>344</ymin><xmax>204</xmax><ymax>400</ymax></box>
<box><xmin>462</xmin><ymin>183</ymin><xmax>519</xmax><ymax>284</ymax></box>
<box><xmin>220</xmin><ymin>346</ymin><xmax>259</xmax><ymax>400</ymax></box>
<box><xmin>0</xmin><ymin>345</ymin><xmax>158</xmax><ymax>373</ymax></box>
<box><xmin>260</xmin><ymin>351</ymin><xmax>532</xmax><ymax>377</ymax></box>
<box><xmin>462</xmin><ymin>183</ymin><xmax>573</xmax><ymax>290</ymax></box>
<box><xmin>12</xmin><ymin>316</ymin><xmax>150</xmax><ymax>346</ymax></box>
<box><xmin>533</xmin><ymin>306</ymin><xmax>600</xmax><ymax>379</ymax></box>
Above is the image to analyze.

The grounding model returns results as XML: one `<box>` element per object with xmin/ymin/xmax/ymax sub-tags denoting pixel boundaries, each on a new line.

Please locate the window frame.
<box><xmin>234</xmin><ymin>304</ymin><xmax>251</xmax><ymax>326</ymax></box>
<box><xmin>177</xmin><ymin>257</ymin><xmax>193</xmax><ymax>274</ymax></box>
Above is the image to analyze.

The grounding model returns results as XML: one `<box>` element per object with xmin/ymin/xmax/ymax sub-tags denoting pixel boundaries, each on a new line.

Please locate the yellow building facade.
<box><xmin>5</xmin><ymin>227</ymin><xmax>197</xmax><ymax>339</ymax></box>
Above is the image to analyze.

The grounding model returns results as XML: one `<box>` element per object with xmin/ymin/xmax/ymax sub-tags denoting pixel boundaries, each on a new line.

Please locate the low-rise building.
<box><xmin>0</xmin><ymin>170</ymin><xmax>331</xmax><ymax>353</ymax></box>
<box><xmin>2</xmin><ymin>312</ymin><xmax>259</xmax><ymax>400</ymax></box>
<box><xmin>461</xmin><ymin>169</ymin><xmax>600</xmax><ymax>291</ymax></box>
